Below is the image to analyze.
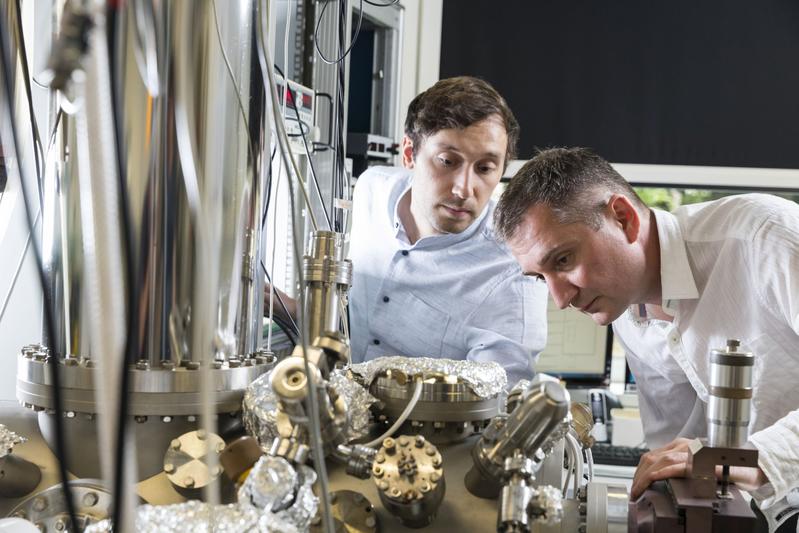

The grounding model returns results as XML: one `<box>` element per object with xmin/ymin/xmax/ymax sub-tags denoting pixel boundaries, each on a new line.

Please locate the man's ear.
<box><xmin>401</xmin><ymin>135</ymin><xmax>415</xmax><ymax>169</ymax></box>
<box><xmin>608</xmin><ymin>194</ymin><xmax>641</xmax><ymax>243</ymax></box>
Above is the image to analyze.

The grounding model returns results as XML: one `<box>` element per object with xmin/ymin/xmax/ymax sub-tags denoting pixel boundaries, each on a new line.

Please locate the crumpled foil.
<box><xmin>238</xmin><ymin>455</ymin><xmax>297</xmax><ymax>511</ymax></box>
<box><xmin>349</xmin><ymin>356</ymin><xmax>507</xmax><ymax>399</ymax></box>
<box><xmin>242</xmin><ymin>367</ymin><xmax>377</xmax><ymax>447</ymax></box>
<box><xmin>329</xmin><ymin>369</ymin><xmax>378</xmax><ymax>440</ymax></box>
<box><xmin>84</xmin><ymin>453</ymin><xmax>318</xmax><ymax>533</ymax></box>
<box><xmin>0</xmin><ymin>424</ymin><xmax>25</xmax><ymax>458</ymax></box>
<box><xmin>242</xmin><ymin>370</ymin><xmax>280</xmax><ymax>447</ymax></box>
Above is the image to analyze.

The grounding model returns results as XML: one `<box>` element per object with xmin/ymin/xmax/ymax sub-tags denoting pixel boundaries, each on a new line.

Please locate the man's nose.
<box><xmin>547</xmin><ymin>275</ymin><xmax>577</xmax><ymax>310</ymax></box>
<box><xmin>451</xmin><ymin>167</ymin><xmax>475</xmax><ymax>199</ymax></box>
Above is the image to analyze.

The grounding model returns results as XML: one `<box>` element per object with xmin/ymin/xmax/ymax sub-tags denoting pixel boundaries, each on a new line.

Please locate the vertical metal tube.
<box><xmin>708</xmin><ymin>339</ymin><xmax>754</xmax><ymax>448</ymax></box>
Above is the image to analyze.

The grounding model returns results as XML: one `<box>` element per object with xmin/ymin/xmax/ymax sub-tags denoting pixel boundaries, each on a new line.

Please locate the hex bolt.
<box><xmin>425</xmin><ymin>446</ymin><xmax>435</xmax><ymax>456</ymax></box>
<box><xmin>135</xmin><ymin>360</ymin><xmax>149</xmax><ymax>370</ymax></box>
<box><xmin>183</xmin><ymin>476</ymin><xmax>195</xmax><ymax>488</ymax></box>
<box><xmin>196</xmin><ymin>429</ymin><xmax>207</xmax><ymax>440</ymax></box>
<box><xmin>186</xmin><ymin>361</ymin><xmax>200</xmax><ymax>370</ymax></box>
<box><xmin>164</xmin><ymin>463</ymin><xmax>175</xmax><ymax>474</ymax></box>
<box><xmin>216</xmin><ymin>442</ymin><xmax>225</xmax><ymax>453</ymax></box>
<box><xmin>162</xmin><ymin>416</ymin><xmax>172</xmax><ymax>423</ymax></box>
<box><xmin>420</xmin><ymin>482</ymin><xmax>431</xmax><ymax>493</ymax></box>
<box><xmin>134</xmin><ymin>416</ymin><xmax>148</xmax><ymax>423</ymax></box>
<box><xmin>375</xmin><ymin>454</ymin><xmax>385</xmax><ymax>464</ymax></box>
<box><xmin>383</xmin><ymin>438</ymin><xmax>395</xmax><ymax>453</ymax></box>
<box><xmin>377</xmin><ymin>480</ymin><xmax>389</xmax><ymax>491</ymax></box>
<box><xmin>161</xmin><ymin>361</ymin><xmax>175</xmax><ymax>370</ymax></box>
<box><xmin>170</xmin><ymin>439</ymin><xmax>181</xmax><ymax>450</ymax></box>
<box><xmin>430</xmin><ymin>472</ymin><xmax>441</xmax><ymax>483</ymax></box>
<box><xmin>398</xmin><ymin>436</ymin><xmax>409</xmax><ymax>447</ymax></box>
<box><xmin>83</xmin><ymin>491</ymin><xmax>99</xmax><ymax>507</ymax></box>
<box><xmin>415</xmin><ymin>435</ymin><xmax>425</xmax><ymax>448</ymax></box>
<box><xmin>55</xmin><ymin>518</ymin><xmax>66</xmax><ymax>531</ymax></box>
<box><xmin>390</xmin><ymin>487</ymin><xmax>402</xmax><ymax>498</ymax></box>
<box><xmin>210</xmin><ymin>361</ymin><xmax>223</xmax><ymax>369</ymax></box>
<box><xmin>372</xmin><ymin>466</ymin><xmax>383</xmax><ymax>477</ymax></box>
<box><xmin>32</xmin><ymin>497</ymin><xmax>47</xmax><ymax>512</ymax></box>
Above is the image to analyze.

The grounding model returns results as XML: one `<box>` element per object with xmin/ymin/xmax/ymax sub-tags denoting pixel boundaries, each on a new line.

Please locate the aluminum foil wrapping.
<box><xmin>350</xmin><ymin>356</ymin><xmax>507</xmax><ymax>398</ymax></box>
<box><xmin>238</xmin><ymin>455</ymin><xmax>297</xmax><ymax>511</ymax></box>
<box><xmin>84</xmin><ymin>455</ymin><xmax>318</xmax><ymax>533</ymax></box>
<box><xmin>0</xmin><ymin>423</ymin><xmax>25</xmax><ymax>458</ymax></box>
<box><xmin>242</xmin><ymin>367</ymin><xmax>377</xmax><ymax>447</ymax></box>
<box><xmin>329</xmin><ymin>369</ymin><xmax>377</xmax><ymax>440</ymax></box>
<box><xmin>83</xmin><ymin>501</ymin><xmax>299</xmax><ymax>533</ymax></box>
<box><xmin>242</xmin><ymin>370</ymin><xmax>280</xmax><ymax>447</ymax></box>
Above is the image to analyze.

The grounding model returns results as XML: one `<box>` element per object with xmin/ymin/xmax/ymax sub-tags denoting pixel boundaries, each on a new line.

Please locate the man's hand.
<box><xmin>264</xmin><ymin>283</ymin><xmax>297</xmax><ymax>321</ymax></box>
<box><xmin>631</xmin><ymin>438</ymin><xmax>694</xmax><ymax>500</ymax></box>
<box><xmin>630</xmin><ymin>437</ymin><xmax>770</xmax><ymax>500</ymax></box>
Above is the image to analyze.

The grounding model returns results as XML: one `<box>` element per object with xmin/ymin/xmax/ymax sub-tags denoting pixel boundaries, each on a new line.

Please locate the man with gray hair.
<box><xmin>494</xmin><ymin>147</ymin><xmax>799</xmax><ymax>531</ymax></box>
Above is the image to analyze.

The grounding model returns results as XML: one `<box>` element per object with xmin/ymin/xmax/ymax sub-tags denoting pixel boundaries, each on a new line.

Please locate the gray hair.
<box><xmin>494</xmin><ymin>147</ymin><xmax>645</xmax><ymax>241</ymax></box>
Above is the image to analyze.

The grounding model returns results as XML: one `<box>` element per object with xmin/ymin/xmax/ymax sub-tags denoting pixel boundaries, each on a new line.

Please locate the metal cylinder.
<box><xmin>708</xmin><ymin>339</ymin><xmax>754</xmax><ymax>448</ymax></box>
<box><xmin>302</xmin><ymin>230</ymin><xmax>352</xmax><ymax>343</ymax></box>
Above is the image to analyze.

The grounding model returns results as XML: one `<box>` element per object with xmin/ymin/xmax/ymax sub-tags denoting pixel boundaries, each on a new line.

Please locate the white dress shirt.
<box><xmin>348</xmin><ymin>166</ymin><xmax>548</xmax><ymax>386</ymax></box>
<box><xmin>612</xmin><ymin>193</ymin><xmax>799</xmax><ymax>510</ymax></box>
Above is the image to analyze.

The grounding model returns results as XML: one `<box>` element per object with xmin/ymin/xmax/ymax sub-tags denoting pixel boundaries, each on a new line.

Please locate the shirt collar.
<box><xmin>628</xmin><ymin>208</ymin><xmax>699</xmax><ymax>322</ymax></box>
<box><xmin>390</xmin><ymin>176</ymin><xmax>491</xmax><ymax>248</ymax></box>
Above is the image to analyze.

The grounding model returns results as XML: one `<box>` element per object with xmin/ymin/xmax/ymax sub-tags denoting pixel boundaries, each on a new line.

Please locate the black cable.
<box><xmin>0</xmin><ymin>16</ymin><xmax>80</xmax><ymax>532</ymax></box>
<box><xmin>333</xmin><ymin>0</ymin><xmax>347</xmax><ymax>232</ymax></box>
<box><xmin>313</xmin><ymin>0</ymin><xmax>364</xmax><ymax>65</ymax></box>
<box><xmin>261</xmin><ymin>260</ymin><xmax>300</xmax><ymax>338</ymax></box>
<box><xmin>273</xmin><ymin>64</ymin><xmax>333</xmax><ymax>230</ymax></box>
<box><xmin>364</xmin><ymin>0</ymin><xmax>399</xmax><ymax>4</ymax></box>
<box><xmin>13</xmin><ymin>0</ymin><xmax>45</xmax><ymax>209</ymax></box>
<box><xmin>106</xmin><ymin>5</ymin><xmax>140</xmax><ymax>531</ymax></box>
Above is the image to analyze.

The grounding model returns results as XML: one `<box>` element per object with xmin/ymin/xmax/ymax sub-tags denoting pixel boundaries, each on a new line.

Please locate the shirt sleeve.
<box><xmin>460</xmin><ymin>271</ymin><xmax>548</xmax><ymax>387</ymax></box>
<box><xmin>747</xmin><ymin>212</ymin><xmax>799</xmax><ymax>506</ymax></box>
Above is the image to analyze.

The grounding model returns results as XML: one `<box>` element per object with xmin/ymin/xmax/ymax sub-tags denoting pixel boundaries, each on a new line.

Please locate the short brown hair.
<box><xmin>404</xmin><ymin>76</ymin><xmax>519</xmax><ymax>168</ymax></box>
<box><xmin>494</xmin><ymin>147</ymin><xmax>646</xmax><ymax>240</ymax></box>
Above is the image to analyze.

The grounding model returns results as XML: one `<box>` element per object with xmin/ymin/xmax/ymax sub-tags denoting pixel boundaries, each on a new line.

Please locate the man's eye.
<box><xmin>535</xmin><ymin>274</ymin><xmax>546</xmax><ymax>282</ymax></box>
<box><xmin>438</xmin><ymin>157</ymin><xmax>452</xmax><ymax>166</ymax></box>
<box><xmin>556</xmin><ymin>254</ymin><xmax>572</xmax><ymax>268</ymax></box>
<box><xmin>477</xmin><ymin>164</ymin><xmax>496</xmax><ymax>174</ymax></box>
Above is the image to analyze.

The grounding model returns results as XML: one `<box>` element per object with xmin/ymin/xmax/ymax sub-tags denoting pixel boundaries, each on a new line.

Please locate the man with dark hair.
<box><xmin>346</xmin><ymin>76</ymin><xmax>548</xmax><ymax>385</ymax></box>
<box><xmin>495</xmin><ymin>146</ymin><xmax>799</xmax><ymax>529</ymax></box>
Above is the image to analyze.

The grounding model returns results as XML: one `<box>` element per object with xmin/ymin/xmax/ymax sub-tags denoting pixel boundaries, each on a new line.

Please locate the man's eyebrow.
<box><xmin>431</xmin><ymin>143</ymin><xmax>502</xmax><ymax>161</ymax></box>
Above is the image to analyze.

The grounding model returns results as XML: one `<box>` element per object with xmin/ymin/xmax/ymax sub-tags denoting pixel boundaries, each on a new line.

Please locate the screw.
<box><xmin>197</xmin><ymin>429</ymin><xmax>207</xmax><ymax>440</ymax></box>
<box><xmin>135</xmin><ymin>360</ymin><xmax>149</xmax><ymax>370</ymax></box>
<box><xmin>164</xmin><ymin>463</ymin><xmax>175</xmax><ymax>474</ymax></box>
<box><xmin>390</xmin><ymin>487</ymin><xmax>402</xmax><ymax>498</ymax></box>
<box><xmin>186</xmin><ymin>361</ymin><xmax>200</xmax><ymax>370</ymax></box>
<box><xmin>161</xmin><ymin>361</ymin><xmax>175</xmax><ymax>370</ymax></box>
<box><xmin>420</xmin><ymin>482</ymin><xmax>431</xmax><ymax>493</ymax></box>
<box><xmin>211</xmin><ymin>361</ymin><xmax>223</xmax><ymax>369</ymax></box>
<box><xmin>372</xmin><ymin>466</ymin><xmax>383</xmax><ymax>477</ymax></box>
<box><xmin>383</xmin><ymin>438</ymin><xmax>395</xmax><ymax>452</ymax></box>
<box><xmin>365</xmin><ymin>515</ymin><xmax>376</xmax><ymax>528</ymax></box>
<box><xmin>84</xmin><ymin>359</ymin><xmax>95</xmax><ymax>368</ymax></box>
<box><xmin>398</xmin><ymin>436</ymin><xmax>409</xmax><ymax>447</ymax></box>
<box><xmin>135</xmin><ymin>416</ymin><xmax>148</xmax><ymax>423</ymax></box>
<box><xmin>330</xmin><ymin>492</ymin><xmax>338</xmax><ymax>505</ymax></box>
<box><xmin>430</xmin><ymin>472</ymin><xmax>440</xmax><ymax>483</ymax></box>
<box><xmin>375</xmin><ymin>454</ymin><xmax>385</xmax><ymax>463</ymax></box>
<box><xmin>415</xmin><ymin>435</ymin><xmax>425</xmax><ymax>448</ymax></box>
<box><xmin>425</xmin><ymin>446</ymin><xmax>435</xmax><ymax>456</ymax></box>
<box><xmin>377</xmin><ymin>481</ymin><xmax>389</xmax><ymax>491</ymax></box>
<box><xmin>55</xmin><ymin>518</ymin><xmax>66</xmax><ymax>531</ymax></box>
<box><xmin>162</xmin><ymin>416</ymin><xmax>172</xmax><ymax>423</ymax></box>
<box><xmin>216</xmin><ymin>442</ymin><xmax>225</xmax><ymax>453</ymax></box>
<box><xmin>65</xmin><ymin>411</ymin><xmax>75</xmax><ymax>419</ymax></box>
<box><xmin>83</xmin><ymin>491</ymin><xmax>99</xmax><ymax>507</ymax></box>
<box><xmin>64</xmin><ymin>358</ymin><xmax>78</xmax><ymax>367</ymax></box>
<box><xmin>183</xmin><ymin>476</ymin><xmax>195</xmax><ymax>488</ymax></box>
<box><xmin>32</xmin><ymin>497</ymin><xmax>47</xmax><ymax>512</ymax></box>
<box><xmin>171</xmin><ymin>439</ymin><xmax>181</xmax><ymax>450</ymax></box>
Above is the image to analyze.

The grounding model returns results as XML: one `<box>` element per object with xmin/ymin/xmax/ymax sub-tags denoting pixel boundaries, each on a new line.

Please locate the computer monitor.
<box><xmin>534</xmin><ymin>296</ymin><xmax>614</xmax><ymax>387</ymax></box>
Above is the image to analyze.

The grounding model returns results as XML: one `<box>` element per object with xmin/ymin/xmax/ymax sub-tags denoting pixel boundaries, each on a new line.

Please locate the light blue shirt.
<box><xmin>348</xmin><ymin>166</ymin><xmax>548</xmax><ymax>385</ymax></box>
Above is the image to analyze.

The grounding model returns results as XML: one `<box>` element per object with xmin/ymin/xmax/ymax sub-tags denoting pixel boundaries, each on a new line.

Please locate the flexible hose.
<box><xmin>364</xmin><ymin>378</ymin><xmax>424</xmax><ymax>448</ymax></box>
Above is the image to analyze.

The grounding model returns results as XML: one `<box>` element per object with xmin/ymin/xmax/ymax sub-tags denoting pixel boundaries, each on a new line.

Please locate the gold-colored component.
<box><xmin>570</xmin><ymin>402</ymin><xmax>595</xmax><ymax>448</ymax></box>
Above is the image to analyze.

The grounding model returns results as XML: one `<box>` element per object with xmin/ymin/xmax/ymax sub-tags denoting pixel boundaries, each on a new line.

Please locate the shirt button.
<box><xmin>373</xmin><ymin>339</ymin><xmax>381</xmax><ymax>345</ymax></box>
<box><xmin>401</xmin><ymin>250</ymin><xmax>409</xmax><ymax>256</ymax></box>
<box><xmin>669</xmin><ymin>332</ymin><xmax>680</xmax><ymax>346</ymax></box>
<box><xmin>382</xmin><ymin>296</ymin><xmax>390</xmax><ymax>303</ymax></box>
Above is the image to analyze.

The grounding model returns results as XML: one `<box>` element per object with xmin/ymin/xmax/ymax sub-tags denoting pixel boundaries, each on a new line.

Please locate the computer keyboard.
<box><xmin>590</xmin><ymin>442</ymin><xmax>648</xmax><ymax>467</ymax></box>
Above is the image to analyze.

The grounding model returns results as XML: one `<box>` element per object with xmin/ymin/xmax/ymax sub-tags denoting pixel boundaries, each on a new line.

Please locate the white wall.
<box><xmin>396</xmin><ymin>0</ymin><xmax>443</xmax><ymax>143</ymax></box>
